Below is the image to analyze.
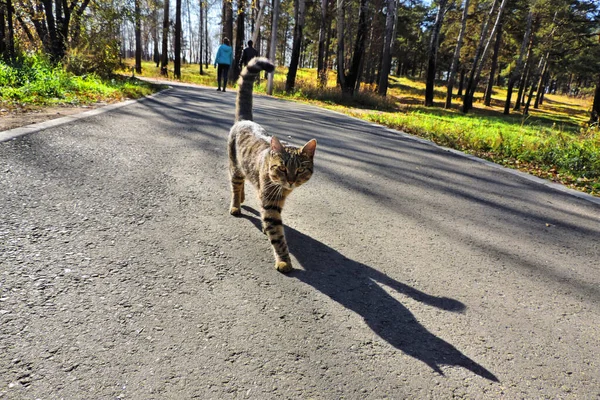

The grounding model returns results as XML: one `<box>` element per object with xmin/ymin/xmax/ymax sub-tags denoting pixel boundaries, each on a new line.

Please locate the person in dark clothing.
<box><xmin>239</xmin><ymin>40</ymin><xmax>259</xmax><ymax>69</ymax></box>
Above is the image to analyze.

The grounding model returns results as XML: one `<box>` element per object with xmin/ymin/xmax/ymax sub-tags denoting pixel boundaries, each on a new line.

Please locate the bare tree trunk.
<box><xmin>135</xmin><ymin>0</ymin><xmax>142</xmax><ymax>74</ymax></box>
<box><xmin>152</xmin><ymin>5</ymin><xmax>160</xmax><ymax>67</ymax></box>
<box><xmin>534</xmin><ymin>66</ymin><xmax>548</xmax><ymax>108</ymax></box>
<box><xmin>252</xmin><ymin>0</ymin><xmax>267</xmax><ymax>45</ymax></box>
<box><xmin>199</xmin><ymin>0</ymin><xmax>203</xmax><ymax>73</ymax></box>
<box><xmin>445</xmin><ymin>0</ymin><xmax>470</xmax><ymax>108</ymax></box>
<box><xmin>424</xmin><ymin>0</ymin><xmax>448</xmax><ymax>106</ymax></box>
<box><xmin>161</xmin><ymin>0</ymin><xmax>170</xmax><ymax>74</ymax></box>
<box><xmin>343</xmin><ymin>0</ymin><xmax>369</xmax><ymax>95</ymax></box>
<box><xmin>174</xmin><ymin>0</ymin><xmax>182</xmax><ymax>78</ymax></box>
<box><xmin>514</xmin><ymin>37</ymin><xmax>533</xmax><ymax>111</ymax></box>
<box><xmin>285</xmin><ymin>0</ymin><xmax>306</xmax><ymax>92</ymax></box>
<box><xmin>377</xmin><ymin>0</ymin><xmax>397</xmax><ymax>96</ymax></box>
<box><xmin>204</xmin><ymin>3</ymin><xmax>209</xmax><ymax>69</ymax></box>
<box><xmin>589</xmin><ymin>74</ymin><xmax>600</xmax><ymax>125</ymax></box>
<box><xmin>234</xmin><ymin>0</ymin><xmax>246</xmax><ymax>80</ymax></box>
<box><xmin>504</xmin><ymin>10</ymin><xmax>533</xmax><ymax>115</ymax></box>
<box><xmin>457</xmin><ymin>66</ymin><xmax>465</xmax><ymax>96</ymax></box>
<box><xmin>222</xmin><ymin>0</ymin><xmax>233</xmax><ymax>41</ymax></box>
<box><xmin>463</xmin><ymin>0</ymin><xmax>509</xmax><ymax>113</ymax></box>
<box><xmin>0</xmin><ymin>4</ymin><xmax>6</xmax><ymax>60</ymax></box>
<box><xmin>336</xmin><ymin>0</ymin><xmax>346</xmax><ymax>89</ymax></box>
<box><xmin>266</xmin><ymin>0</ymin><xmax>280</xmax><ymax>95</ymax></box>
<box><xmin>466</xmin><ymin>0</ymin><xmax>508</xmax><ymax>111</ymax></box>
<box><xmin>484</xmin><ymin>18</ymin><xmax>502</xmax><ymax>106</ymax></box>
<box><xmin>317</xmin><ymin>0</ymin><xmax>329</xmax><ymax>87</ymax></box>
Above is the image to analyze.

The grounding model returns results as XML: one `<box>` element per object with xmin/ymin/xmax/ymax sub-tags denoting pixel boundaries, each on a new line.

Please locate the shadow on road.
<box><xmin>240</xmin><ymin>206</ymin><xmax>499</xmax><ymax>382</ymax></box>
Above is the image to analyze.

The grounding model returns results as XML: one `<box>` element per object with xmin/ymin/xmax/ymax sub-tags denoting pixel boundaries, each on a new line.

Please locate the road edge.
<box><xmin>1</xmin><ymin>84</ymin><xmax>598</xmax><ymax>207</ymax></box>
<box><xmin>0</xmin><ymin>88</ymin><xmax>171</xmax><ymax>143</ymax></box>
<box><xmin>324</xmin><ymin>108</ymin><xmax>600</xmax><ymax>207</ymax></box>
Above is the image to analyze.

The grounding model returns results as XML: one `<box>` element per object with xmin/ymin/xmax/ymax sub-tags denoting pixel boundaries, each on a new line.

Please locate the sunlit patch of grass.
<box><xmin>1</xmin><ymin>55</ymin><xmax>161</xmax><ymax>109</ymax></box>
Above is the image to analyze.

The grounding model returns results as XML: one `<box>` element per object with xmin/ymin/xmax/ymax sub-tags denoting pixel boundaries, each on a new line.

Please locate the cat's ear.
<box><xmin>301</xmin><ymin>139</ymin><xmax>317</xmax><ymax>158</ymax></box>
<box><xmin>270</xmin><ymin>136</ymin><xmax>285</xmax><ymax>154</ymax></box>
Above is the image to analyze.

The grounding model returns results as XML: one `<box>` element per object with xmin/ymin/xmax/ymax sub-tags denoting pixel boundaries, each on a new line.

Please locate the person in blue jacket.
<box><xmin>214</xmin><ymin>38</ymin><xmax>233</xmax><ymax>92</ymax></box>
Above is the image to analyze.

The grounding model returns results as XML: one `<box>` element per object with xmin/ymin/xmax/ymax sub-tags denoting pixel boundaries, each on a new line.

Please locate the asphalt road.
<box><xmin>1</xmin><ymin>84</ymin><xmax>599</xmax><ymax>399</ymax></box>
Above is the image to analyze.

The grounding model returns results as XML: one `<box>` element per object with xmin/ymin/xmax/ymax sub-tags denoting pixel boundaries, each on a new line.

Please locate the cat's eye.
<box><xmin>278</xmin><ymin>165</ymin><xmax>287</xmax><ymax>172</ymax></box>
<box><xmin>297</xmin><ymin>167</ymin><xmax>306</xmax><ymax>173</ymax></box>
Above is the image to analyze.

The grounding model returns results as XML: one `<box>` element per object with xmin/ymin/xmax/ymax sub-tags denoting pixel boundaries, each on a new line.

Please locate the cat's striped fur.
<box><xmin>228</xmin><ymin>57</ymin><xmax>317</xmax><ymax>273</ymax></box>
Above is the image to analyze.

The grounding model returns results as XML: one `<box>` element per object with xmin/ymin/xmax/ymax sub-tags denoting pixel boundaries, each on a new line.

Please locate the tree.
<box><xmin>161</xmin><ymin>0</ymin><xmax>170</xmax><ymax>75</ymax></box>
<box><xmin>174</xmin><ymin>0</ymin><xmax>182</xmax><ymax>78</ymax></box>
<box><xmin>316</xmin><ymin>0</ymin><xmax>330</xmax><ymax>87</ymax></box>
<box><xmin>233</xmin><ymin>0</ymin><xmax>246</xmax><ymax>80</ymax></box>
<box><xmin>135</xmin><ymin>0</ymin><xmax>142</xmax><ymax>74</ymax></box>
<box><xmin>590</xmin><ymin>74</ymin><xmax>600</xmax><ymax>125</ymax></box>
<box><xmin>483</xmin><ymin>17</ymin><xmax>502</xmax><ymax>107</ymax></box>
<box><xmin>445</xmin><ymin>0</ymin><xmax>470</xmax><ymax>108</ymax></box>
<box><xmin>504</xmin><ymin>10</ymin><xmax>533</xmax><ymax>115</ymax></box>
<box><xmin>285</xmin><ymin>0</ymin><xmax>306</xmax><ymax>92</ymax></box>
<box><xmin>377</xmin><ymin>0</ymin><xmax>397</xmax><ymax>96</ymax></box>
<box><xmin>266</xmin><ymin>0</ymin><xmax>280</xmax><ymax>95</ymax></box>
<box><xmin>339</xmin><ymin>0</ymin><xmax>369</xmax><ymax>95</ymax></box>
<box><xmin>424</xmin><ymin>0</ymin><xmax>449</xmax><ymax>107</ymax></box>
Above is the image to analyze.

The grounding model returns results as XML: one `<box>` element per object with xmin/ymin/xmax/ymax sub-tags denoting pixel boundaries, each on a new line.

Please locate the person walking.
<box><xmin>214</xmin><ymin>38</ymin><xmax>233</xmax><ymax>92</ymax></box>
<box><xmin>239</xmin><ymin>40</ymin><xmax>259</xmax><ymax>69</ymax></box>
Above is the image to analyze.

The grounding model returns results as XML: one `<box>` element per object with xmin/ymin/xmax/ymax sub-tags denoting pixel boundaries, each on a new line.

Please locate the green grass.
<box><xmin>0</xmin><ymin>54</ymin><xmax>161</xmax><ymax>108</ymax></box>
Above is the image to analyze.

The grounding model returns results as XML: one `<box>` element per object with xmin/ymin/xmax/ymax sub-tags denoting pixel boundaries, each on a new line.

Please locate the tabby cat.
<box><xmin>227</xmin><ymin>57</ymin><xmax>317</xmax><ymax>273</ymax></box>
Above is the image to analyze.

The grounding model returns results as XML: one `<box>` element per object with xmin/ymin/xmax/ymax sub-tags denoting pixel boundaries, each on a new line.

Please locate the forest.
<box><xmin>2</xmin><ymin>0</ymin><xmax>600</xmax><ymax>116</ymax></box>
<box><xmin>1</xmin><ymin>0</ymin><xmax>600</xmax><ymax>194</ymax></box>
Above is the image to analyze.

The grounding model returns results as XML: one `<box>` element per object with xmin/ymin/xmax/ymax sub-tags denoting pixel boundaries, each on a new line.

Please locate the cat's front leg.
<box><xmin>261</xmin><ymin>203</ymin><xmax>292</xmax><ymax>273</ymax></box>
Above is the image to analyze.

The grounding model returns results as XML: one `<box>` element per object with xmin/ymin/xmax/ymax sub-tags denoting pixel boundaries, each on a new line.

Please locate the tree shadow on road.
<box><xmin>240</xmin><ymin>206</ymin><xmax>499</xmax><ymax>382</ymax></box>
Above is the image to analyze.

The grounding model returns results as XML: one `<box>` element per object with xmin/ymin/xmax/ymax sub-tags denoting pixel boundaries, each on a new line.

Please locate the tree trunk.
<box><xmin>504</xmin><ymin>10</ymin><xmax>533</xmax><ymax>115</ymax></box>
<box><xmin>135</xmin><ymin>0</ymin><xmax>142</xmax><ymax>74</ymax></box>
<box><xmin>199</xmin><ymin>0</ymin><xmax>203</xmax><ymax>73</ymax></box>
<box><xmin>336</xmin><ymin>0</ymin><xmax>346</xmax><ymax>89</ymax></box>
<box><xmin>174</xmin><ymin>0</ymin><xmax>182</xmax><ymax>79</ymax></box>
<box><xmin>161</xmin><ymin>0</ymin><xmax>170</xmax><ymax>74</ymax></box>
<box><xmin>6</xmin><ymin>0</ymin><xmax>14</xmax><ymax>60</ymax></box>
<box><xmin>317</xmin><ymin>0</ymin><xmax>329</xmax><ymax>87</ymax></box>
<box><xmin>0</xmin><ymin>3</ymin><xmax>6</xmax><ymax>60</ymax></box>
<box><xmin>424</xmin><ymin>0</ymin><xmax>448</xmax><ymax>106</ymax></box>
<box><xmin>286</xmin><ymin>0</ymin><xmax>306</xmax><ymax>92</ymax></box>
<box><xmin>204</xmin><ymin>3</ymin><xmax>209</xmax><ymax>69</ymax></box>
<box><xmin>514</xmin><ymin>38</ymin><xmax>533</xmax><ymax>111</ymax></box>
<box><xmin>445</xmin><ymin>0</ymin><xmax>470</xmax><ymax>108</ymax></box>
<box><xmin>377</xmin><ymin>0</ymin><xmax>397</xmax><ymax>96</ymax></box>
<box><xmin>483</xmin><ymin>18</ymin><xmax>502</xmax><ymax>106</ymax></box>
<box><xmin>589</xmin><ymin>74</ymin><xmax>600</xmax><ymax>125</ymax></box>
<box><xmin>457</xmin><ymin>66</ymin><xmax>465</xmax><ymax>96</ymax></box>
<box><xmin>463</xmin><ymin>0</ymin><xmax>509</xmax><ymax>113</ymax></box>
<box><xmin>461</xmin><ymin>0</ymin><xmax>497</xmax><ymax>112</ymax></box>
<box><xmin>266</xmin><ymin>0</ymin><xmax>280</xmax><ymax>95</ymax></box>
<box><xmin>252</xmin><ymin>0</ymin><xmax>267</xmax><ymax>45</ymax></box>
<box><xmin>234</xmin><ymin>0</ymin><xmax>246</xmax><ymax>80</ymax></box>
<box><xmin>222</xmin><ymin>0</ymin><xmax>233</xmax><ymax>41</ymax></box>
<box><xmin>533</xmin><ymin>57</ymin><xmax>548</xmax><ymax>109</ymax></box>
<box><xmin>343</xmin><ymin>0</ymin><xmax>369</xmax><ymax>95</ymax></box>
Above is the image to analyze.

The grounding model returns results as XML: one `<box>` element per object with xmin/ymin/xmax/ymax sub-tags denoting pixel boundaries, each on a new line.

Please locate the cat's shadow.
<box><xmin>241</xmin><ymin>205</ymin><xmax>498</xmax><ymax>382</ymax></box>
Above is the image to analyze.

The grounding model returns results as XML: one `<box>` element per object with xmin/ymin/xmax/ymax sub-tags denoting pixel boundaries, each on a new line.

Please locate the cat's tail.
<box><xmin>236</xmin><ymin>57</ymin><xmax>275</xmax><ymax>122</ymax></box>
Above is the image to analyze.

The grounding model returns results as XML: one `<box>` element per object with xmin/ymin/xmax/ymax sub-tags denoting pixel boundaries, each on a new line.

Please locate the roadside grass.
<box><xmin>0</xmin><ymin>55</ymin><xmax>161</xmax><ymax>111</ymax></box>
<box><xmin>130</xmin><ymin>59</ymin><xmax>598</xmax><ymax>195</ymax></box>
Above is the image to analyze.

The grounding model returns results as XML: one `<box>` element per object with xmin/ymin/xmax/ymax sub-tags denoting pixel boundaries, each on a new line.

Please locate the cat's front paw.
<box><xmin>230</xmin><ymin>207</ymin><xmax>241</xmax><ymax>216</ymax></box>
<box><xmin>275</xmin><ymin>261</ymin><xmax>293</xmax><ymax>273</ymax></box>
